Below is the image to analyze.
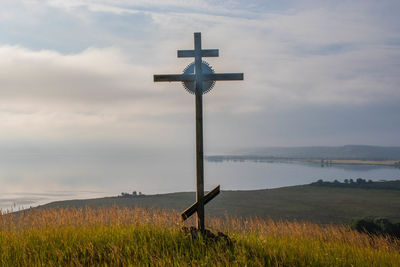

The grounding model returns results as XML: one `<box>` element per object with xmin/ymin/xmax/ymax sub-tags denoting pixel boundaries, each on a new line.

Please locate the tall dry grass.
<box><xmin>1</xmin><ymin>206</ymin><xmax>399</xmax><ymax>266</ymax></box>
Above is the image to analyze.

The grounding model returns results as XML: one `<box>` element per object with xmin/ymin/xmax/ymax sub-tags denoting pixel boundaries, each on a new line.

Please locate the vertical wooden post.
<box><xmin>153</xmin><ymin>32</ymin><xmax>243</xmax><ymax>231</ymax></box>
<box><xmin>194</xmin><ymin>32</ymin><xmax>205</xmax><ymax>232</ymax></box>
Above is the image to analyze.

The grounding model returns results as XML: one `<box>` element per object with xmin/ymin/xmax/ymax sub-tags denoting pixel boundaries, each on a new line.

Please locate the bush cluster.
<box><xmin>351</xmin><ymin>217</ymin><xmax>400</xmax><ymax>239</ymax></box>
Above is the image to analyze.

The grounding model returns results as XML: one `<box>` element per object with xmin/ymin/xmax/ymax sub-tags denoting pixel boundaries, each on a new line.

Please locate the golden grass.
<box><xmin>1</xmin><ymin>206</ymin><xmax>399</xmax><ymax>266</ymax></box>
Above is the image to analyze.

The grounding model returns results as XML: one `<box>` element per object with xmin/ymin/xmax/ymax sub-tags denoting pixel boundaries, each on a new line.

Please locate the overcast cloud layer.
<box><xmin>1</xmin><ymin>0</ymin><xmax>400</xmax><ymax>153</ymax></box>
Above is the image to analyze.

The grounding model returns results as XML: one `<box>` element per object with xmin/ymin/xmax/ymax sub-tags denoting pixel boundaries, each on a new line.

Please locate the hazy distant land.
<box><xmin>207</xmin><ymin>145</ymin><xmax>400</xmax><ymax>167</ymax></box>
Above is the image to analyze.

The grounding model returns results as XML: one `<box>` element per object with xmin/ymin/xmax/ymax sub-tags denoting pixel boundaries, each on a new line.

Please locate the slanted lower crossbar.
<box><xmin>181</xmin><ymin>185</ymin><xmax>220</xmax><ymax>221</ymax></box>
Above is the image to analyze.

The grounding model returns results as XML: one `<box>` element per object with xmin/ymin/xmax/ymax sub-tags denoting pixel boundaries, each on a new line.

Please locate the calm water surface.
<box><xmin>0</xmin><ymin>153</ymin><xmax>399</xmax><ymax>210</ymax></box>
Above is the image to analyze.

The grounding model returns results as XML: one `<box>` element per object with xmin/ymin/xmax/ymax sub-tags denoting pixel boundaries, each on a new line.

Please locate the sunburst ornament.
<box><xmin>182</xmin><ymin>61</ymin><xmax>215</xmax><ymax>94</ymax></box>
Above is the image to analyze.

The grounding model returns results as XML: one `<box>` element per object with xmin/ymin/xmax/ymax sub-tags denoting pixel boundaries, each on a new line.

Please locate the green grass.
<box><xmin>1</xmin><ymin>207</ymin><xmax>399</xmax><ymax>266</ymax></box>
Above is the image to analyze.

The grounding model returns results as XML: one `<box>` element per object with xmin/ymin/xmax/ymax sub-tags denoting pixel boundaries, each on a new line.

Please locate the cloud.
<box><xmin>0</xmin><ymin>0</ymin><xmax>399</xmax><ymax>148</ymax></box>
<box><xmin>0</xmin><ymin>46</ymin><xmax>148</xmax><ymax>103</ymax></box>
<box><xmin>0</xmin><ymin>45</ymin><xmax>195</xmax><ymax>144</ymax></box>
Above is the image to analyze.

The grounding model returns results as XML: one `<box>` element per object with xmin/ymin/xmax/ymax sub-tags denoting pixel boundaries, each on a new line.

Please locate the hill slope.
<box><xmin>40</xmin><ymin>185</ymin><xmax>400</xmax><ymax>224</ymax></box>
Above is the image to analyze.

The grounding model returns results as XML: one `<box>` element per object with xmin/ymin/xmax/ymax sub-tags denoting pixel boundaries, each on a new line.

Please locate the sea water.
<box><xmin>0</xmin><ymin>152</ymin><xmax>399</xmax><ymax>210</ymax></box>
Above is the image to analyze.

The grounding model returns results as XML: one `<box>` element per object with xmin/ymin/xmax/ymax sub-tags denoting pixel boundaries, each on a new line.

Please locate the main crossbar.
<box><xmin>154</xmin><ymin>73</ymin><xmax>243</xmax><ymax>83</ymax></box>
<box><xmin>203</xmin><ymin>73</ymin><xmax>244</xmax><ymax>81</ymax></box>
<box><xmin>153</xmin><ymin>74</ymin><xmax>195</xmax><ymax>82</ymax></box>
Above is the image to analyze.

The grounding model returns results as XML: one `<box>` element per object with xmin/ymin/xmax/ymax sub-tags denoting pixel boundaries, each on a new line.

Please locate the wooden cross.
<box><xmin>153</xmin><ymin>32</ymin><xmax>243</xmax><ymax>232</ymax></box>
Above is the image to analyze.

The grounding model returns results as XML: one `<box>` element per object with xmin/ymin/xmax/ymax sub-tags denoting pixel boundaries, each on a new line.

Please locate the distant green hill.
<box><xmin>40</xmin><ymin>183</ymin><xmax>400</xmax><ymax>225</ymax></box>
<box><xmin>232</xmin><ymin>145</ymin><xmax>400</xmax><ymax>160</ymax></box>
<box><xmin>311</xmin><ymin>179</ymin><xmax>400</xmax><ymax>190</ymax></box>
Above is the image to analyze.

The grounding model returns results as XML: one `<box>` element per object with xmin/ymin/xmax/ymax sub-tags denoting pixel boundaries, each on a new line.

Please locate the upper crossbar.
<box><xmin>178</xmin><ymin>49</ymin><xmax>219</xmax><ymax>58</ymax></box>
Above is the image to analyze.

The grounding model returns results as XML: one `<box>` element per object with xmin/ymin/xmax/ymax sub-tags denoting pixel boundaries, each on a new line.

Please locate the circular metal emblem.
<box><xmin>182</xmin><ymin>61</ymin><xmax>215</xmax><ymax>94</ymax></box>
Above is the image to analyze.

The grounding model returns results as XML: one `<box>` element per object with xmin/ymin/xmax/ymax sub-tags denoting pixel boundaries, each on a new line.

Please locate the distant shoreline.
<box><xmin>206</xmin><ymin>155</ymin><xmax>400</xmax><ymax>167</ymax></box>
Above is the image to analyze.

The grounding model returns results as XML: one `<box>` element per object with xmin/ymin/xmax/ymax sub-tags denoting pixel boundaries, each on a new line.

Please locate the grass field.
<box><xmin>40</xmin><ymin>185</ymin><xmax>400</xmax><ymax>224</ymax></box>
<box><xmin>1</xmin><ymin>206</ymin><xmax>399</xmax><ymax>266</ymax></box>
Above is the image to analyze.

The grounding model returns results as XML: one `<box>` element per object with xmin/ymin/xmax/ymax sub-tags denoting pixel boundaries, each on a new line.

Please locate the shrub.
<box><xmin>351</xmin><ymin>217</ymin><xmax>400</xmax><ymax>239</ymax></box>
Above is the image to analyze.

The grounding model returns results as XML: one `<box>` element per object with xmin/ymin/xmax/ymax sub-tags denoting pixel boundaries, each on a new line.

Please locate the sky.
<box><xmin>1</xmin><ymin>0</ymin><xmax>400</xmax><ymax>155</ymax></box>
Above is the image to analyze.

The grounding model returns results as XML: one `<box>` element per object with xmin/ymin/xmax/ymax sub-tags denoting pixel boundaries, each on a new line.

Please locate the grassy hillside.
<box><xmin>40</xmin><ymin>185</ymin><xmax>400</xmax><ymax>224</ymax></box>
<box><xmin>1</xmin><ymin>207</ymin><xmax>399</xmax><ymax>266</ymax></box>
